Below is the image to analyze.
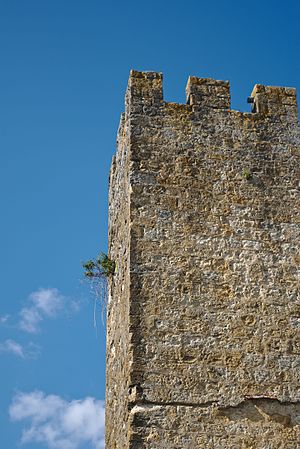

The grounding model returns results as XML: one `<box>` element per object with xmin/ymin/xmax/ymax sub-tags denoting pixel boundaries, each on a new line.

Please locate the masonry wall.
<box><xmin>106</xmin><ymin>70</ymin><xmax>300</xmax><ymax>448</ymax></box>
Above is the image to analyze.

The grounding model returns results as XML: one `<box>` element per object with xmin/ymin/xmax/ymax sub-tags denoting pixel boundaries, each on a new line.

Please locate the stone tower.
<box><xmin>106</xmin><ymin>70</ymin><xmax>300</xmax><ymax>448</ymax></box>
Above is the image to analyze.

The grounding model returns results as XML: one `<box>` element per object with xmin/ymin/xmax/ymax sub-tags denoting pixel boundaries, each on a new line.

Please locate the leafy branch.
<box><xmin>82</xmin><ymin>253</ymin><xmax>115</xmax><ymax>279</ymax></box>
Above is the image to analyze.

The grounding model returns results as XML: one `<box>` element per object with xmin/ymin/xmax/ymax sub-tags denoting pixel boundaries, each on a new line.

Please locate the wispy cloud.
<box><xmin>0</xmin><ymin>339</ymin><xmax>25</xmax><ymax>358</ymax></box>
<box><xmin>0</xmin><ymin>340</ymin><xmax>41</xmax><ymax>359</ymax></box>
<box><xmin>19</xmin><ymin>288</ymin><xmax>66</xmax><ymax>333</ymax></box>
<box><xmin>9</xmin><ymin>391</ymin><xmax>105</xmax><ymax>449</ymax></box>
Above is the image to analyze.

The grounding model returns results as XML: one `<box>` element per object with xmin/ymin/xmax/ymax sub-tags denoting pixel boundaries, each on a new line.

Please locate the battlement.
<box><xmin>126</xmin><ymin>70</ymin><xmax>298</xmax><ymax>123</ymax></box>
<box><xmin>186</xmin><ymin>76</ymin><xmax>230</xmax><ymax>109</ymax></box>
<box><xmin>249</xmin><ymin>83</ymin><xmax>298</xmax><ymax>115</ymax></box>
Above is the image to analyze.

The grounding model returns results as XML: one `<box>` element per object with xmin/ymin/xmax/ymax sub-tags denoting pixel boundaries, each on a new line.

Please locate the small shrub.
<box><xmin>83</xmin><ymin>253</ymin><xmax>115</xmax><ymax>279</ymax></box>
<box><xmin>82</xmin><ymin>253</ymin><xmax>115</xmax><ymax>329</ymax></box>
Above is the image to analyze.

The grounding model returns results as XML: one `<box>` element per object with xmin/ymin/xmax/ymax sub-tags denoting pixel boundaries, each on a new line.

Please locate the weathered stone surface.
<box><xmin>106</xmin><ymin>70</ymin><xmax>300</xmax><ymax>448</ymax></box>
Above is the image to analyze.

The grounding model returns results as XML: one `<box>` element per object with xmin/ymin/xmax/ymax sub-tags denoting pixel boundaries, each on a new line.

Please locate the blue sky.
<box><xmin>0</xmin><ymin>1</ymin><xmax>299</xmax><ymax>448</ymax></box>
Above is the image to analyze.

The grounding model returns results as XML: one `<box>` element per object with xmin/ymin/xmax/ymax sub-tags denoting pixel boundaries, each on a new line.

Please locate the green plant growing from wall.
<box><xmin>83</xmin><ymin>253</ymin><xmax>115</xmax><ymax>279</ymax></box>
<box><xmin>243</xmin><ymin>168</ymin><xmax>252</xmax><ymax>180</ymax></box>
<box><xmin>82</xmin><ymin>253</ymin><xmax>115</xmax><ymax>329</ymax></box>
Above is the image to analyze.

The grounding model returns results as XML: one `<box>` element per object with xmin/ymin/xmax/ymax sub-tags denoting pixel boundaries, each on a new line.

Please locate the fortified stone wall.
<box><xmin>106</xmin><ymin>70</ymin><xmax>300</xmax><ymax>448</ymax></box>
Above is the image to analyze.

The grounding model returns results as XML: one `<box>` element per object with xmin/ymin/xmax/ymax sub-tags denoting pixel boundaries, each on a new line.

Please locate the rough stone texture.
<box><xmin>106</xmin><ymin>70</ymin><xmax>300</xmax><ymax>448</ymax></box>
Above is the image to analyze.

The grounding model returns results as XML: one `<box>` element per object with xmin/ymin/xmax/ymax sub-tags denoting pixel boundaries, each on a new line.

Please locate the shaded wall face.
<box><xmin>106</xmin><ymin>114</ymin><xmax>132</xmax><ymax>449</ymax></box>
<box><xmin>107</xmin><ymin>71</ymin><xmax>300</xmax><ymax>448</ymax></box>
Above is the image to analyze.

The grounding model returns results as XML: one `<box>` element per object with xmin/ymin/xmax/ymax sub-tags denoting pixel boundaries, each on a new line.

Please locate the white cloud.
<box><xmin>30</xmin><ymin>288</ymin><xmax>64</xmax><ymax>316</ymax></box>
<box><xmin>0</xmin><ymin>340</ymin><xmax>41</xmax><ymax>359</ymax></box>
<box><xmin>19</xmin><ymin>307</ymin><xmax>43</xmax><ymax>333</ymax></box>
<box><xmin>9</xmin><ymin>391</ymin><xmax>105</xmax><ymax>449</ymax></box>
<box><xmin>19</xmin><ymin>288</ymin><xmax>66</xmax><ymax>333</ymax></box>
<box><xmin>0</xmin><ymin>339</ymin><xmax>25</xmax><ymax>358</ymax></box>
